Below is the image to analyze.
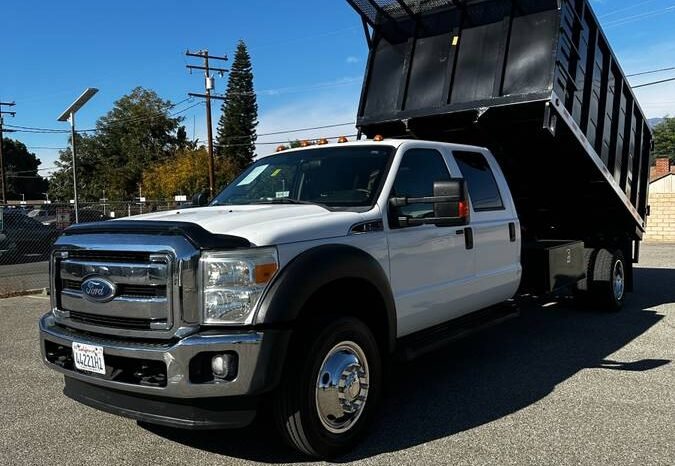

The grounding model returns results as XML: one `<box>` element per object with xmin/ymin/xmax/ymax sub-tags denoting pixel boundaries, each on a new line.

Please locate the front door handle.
<box><xmin>464</xmin><ymin>227</ymin><xmax>474</xmax><ymax>250</ymax></box>
<box><xmin>455</xmin><ymin>227</ymin><xmax>474</xmax><ymax>249</ymax></box>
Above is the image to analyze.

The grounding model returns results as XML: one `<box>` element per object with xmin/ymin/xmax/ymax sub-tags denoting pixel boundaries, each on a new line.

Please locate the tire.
<box><xmin>273</xmin><ymin>316</ymin><xmax>382</xmax><ymax>458</ymax></box>
<box><xmin>590</xmin><ymin>248</ymin><xmax>626</xmax><ymax>311</ymax></box>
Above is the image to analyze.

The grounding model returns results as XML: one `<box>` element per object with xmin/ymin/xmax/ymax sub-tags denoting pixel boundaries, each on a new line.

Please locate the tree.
<box><xmin>48</xmin><ymin>87</ymin><xmax>186</xmax><ymax>201</ymax></box>
<box><xmin>215</xmin><ymin>40</ymin><xmax>258</xmax><ymax>174</ymax></box>
<box><xmin>48</xmin><ymin>133</ymin><xmax>105</xmax><ymax>201</ymax></box>
<box><xmin>142</xmin><ymin>146</ymin><xmax>237</xmax><ymax>200</ymax></box>
<box><xmin>653</xmin><ymin>117</ymin><xmax>675</xmax><ymax>164</ymax></box>
<box><xmin>1</xmin><ymin>138</ymin><xmax>49</xmax><ymax>200</ymax></box>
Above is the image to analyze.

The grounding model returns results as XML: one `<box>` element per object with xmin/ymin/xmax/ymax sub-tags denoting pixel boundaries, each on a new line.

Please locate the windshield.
<box><xmin>211</xmin><ymin>146</ymin><xmax>394</xmax><ymax>209</ymax></box>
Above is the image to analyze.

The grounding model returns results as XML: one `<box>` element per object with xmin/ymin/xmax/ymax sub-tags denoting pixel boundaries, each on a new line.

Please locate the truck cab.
<box><xmin>40</xmin><ymin>139</ymin><xmax>523</xmax><ymax>457</ymax></box>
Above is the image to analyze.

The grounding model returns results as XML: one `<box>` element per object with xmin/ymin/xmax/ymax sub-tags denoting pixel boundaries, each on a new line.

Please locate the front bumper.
<box><xmin>39</xmin><ymin>313</ymin><xmax>290</xmax><ymax>428</ymax></box>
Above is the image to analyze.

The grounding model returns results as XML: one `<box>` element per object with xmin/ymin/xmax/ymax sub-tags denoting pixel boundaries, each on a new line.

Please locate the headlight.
<box><xmin>200</xmin><ymin>248</ymin><xmax>279</xmax><ymax>325</ymax></box>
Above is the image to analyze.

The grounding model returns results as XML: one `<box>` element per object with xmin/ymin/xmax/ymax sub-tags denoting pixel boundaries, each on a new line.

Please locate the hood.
<box><xmin>123</xmin><ymin>204</ymin><xmax>373</xmax><ymax>246</ymax></box>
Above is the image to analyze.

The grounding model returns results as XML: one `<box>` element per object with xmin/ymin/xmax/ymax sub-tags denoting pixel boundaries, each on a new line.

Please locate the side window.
<box><xmin>453</xmin><ymin>151</ymin><xmax>504</xmax><ymax>211</ymax></box>
<box><xmin>390</xmin><ymin>149</ymin><xmax>451</xmax><ymax>222</ymax></box>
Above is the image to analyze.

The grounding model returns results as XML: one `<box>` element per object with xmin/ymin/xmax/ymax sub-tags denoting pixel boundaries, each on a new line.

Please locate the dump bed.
<box><xmin>348</xmin><ymin>0</ymin><xmax>652</xmax><ymax>242</ymax></box>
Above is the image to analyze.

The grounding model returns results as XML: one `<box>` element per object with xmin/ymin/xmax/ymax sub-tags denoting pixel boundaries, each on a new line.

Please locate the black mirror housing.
<box><xmin>192</xmin><ymin>191</ymin><xmax>209</xmax><ymax>207</ymax></box>
<box><xmin>433</xmin><ymin>179</ymin><xmax>465</xmax><ymax>220</ymax></box>
<box><xmin>389</xmin><ymin>178</ymin><xmax>468</xmax><ymax>228</ymax></box>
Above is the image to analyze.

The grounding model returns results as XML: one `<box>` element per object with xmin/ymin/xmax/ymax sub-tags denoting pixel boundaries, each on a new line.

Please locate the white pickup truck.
<box><xmin>39</xmin><ymin>139</ymin><xmax>627</xmax><ymax>457</ymax></box>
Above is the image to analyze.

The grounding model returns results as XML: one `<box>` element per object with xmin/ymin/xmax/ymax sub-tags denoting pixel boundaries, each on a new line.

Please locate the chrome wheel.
<box><xmin>613</xmin><ymin>259</ymin><xmax>625</xmax><ymax>301</ymax></box>
<box><xmin>315</xmin><ymin>341</ymin><xmax>370</xmax><ymax>434</ymax></box>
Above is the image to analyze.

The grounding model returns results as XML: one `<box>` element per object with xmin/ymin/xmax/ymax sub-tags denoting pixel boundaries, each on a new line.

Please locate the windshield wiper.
<box><xmin>253</xmin><ymin>198</ymin><xmax>329</xmax><ymax>209</ymax></box>
<box><xmin>257</xmin><ymin>198</ymin><xmax>313</xmax><ymax>205</ymax></box>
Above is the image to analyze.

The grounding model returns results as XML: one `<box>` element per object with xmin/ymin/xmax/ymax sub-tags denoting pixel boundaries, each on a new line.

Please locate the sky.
<box><xmin>1</xmin><ymin>0</ymin><xmax>675</xmax><ymax>178</ymax></box>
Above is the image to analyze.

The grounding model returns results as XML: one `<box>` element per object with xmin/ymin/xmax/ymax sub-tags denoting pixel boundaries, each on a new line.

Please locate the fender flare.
<box><xmin>254</xmin><ymin>244</ymin><xmax>397</xmax><ymax>352</ymax></box>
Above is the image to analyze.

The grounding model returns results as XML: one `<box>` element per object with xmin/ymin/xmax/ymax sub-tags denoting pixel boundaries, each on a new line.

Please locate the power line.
<box><xmin>604</xmin><ymin>5</ymin><xmax>675</xmax><ymax>28</ymax></box>
<box><xmin>5</xmin><ymin>98</ymin><xmax>200</xmax><ymax>135</ymax></box>
<box><xmin>599</xmin><ymin>0</ymin><xmax>662</xmax><ymax>19</ymax></box>
<box><xmin>627</xmin><ymin>66</ymin><xmax>675</xmax><ymax>77</ymax></box>
<box><xmin>632</xmin><ymin>76</ymin><xmax>675</xmax><ymax>89</ymax></box>
<box><xmin>223</xmin><ymin>122</ymin><xmax>356</xmax><ymax>140</ymax></box>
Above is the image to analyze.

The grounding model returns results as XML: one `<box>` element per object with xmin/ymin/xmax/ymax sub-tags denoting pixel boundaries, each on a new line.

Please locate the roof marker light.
<box><xmin>276</xmin><ymin>145</ymin><xmax>287</xmax><ymax>152</ymax></box>
<box><xmin>317</xmin><ymin>138</ymin><xmax>329</xmax><ymax>145</ymax></box>
<box><xmin>337</xmin><ymin>136</ymin><xmax>349</xmax><ymax>143</ymax></box>
<box><xmin>373</xmin><ymin>135</ymin><xmax>384</xmax><ymax>142</ymax></box>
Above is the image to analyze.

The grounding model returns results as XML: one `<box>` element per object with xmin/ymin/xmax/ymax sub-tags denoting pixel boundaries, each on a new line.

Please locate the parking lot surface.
<box><xmin>1</xmin><ymin>244</ymin><xmax>673</xmax><ymax>465</ymax></box>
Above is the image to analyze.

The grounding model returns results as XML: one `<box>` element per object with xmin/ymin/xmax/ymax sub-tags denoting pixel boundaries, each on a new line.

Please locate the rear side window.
<box><xmin>453</xmin><ymin>151</ymin><xmax>504</xmax><ymax>211</ymax></box>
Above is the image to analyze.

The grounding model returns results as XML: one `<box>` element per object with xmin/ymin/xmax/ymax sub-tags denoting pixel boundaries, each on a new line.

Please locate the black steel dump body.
<box><xmin>348</xmin><ymin>0</ymin><xmax>652</xmax><ymax>243</ymax></box>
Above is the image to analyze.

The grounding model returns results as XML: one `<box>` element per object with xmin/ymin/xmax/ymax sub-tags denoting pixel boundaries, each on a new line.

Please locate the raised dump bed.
<box><xmin>348</xmin><ymin>0</ymin><xmax>652</xmax><ymax>245</ymax></box>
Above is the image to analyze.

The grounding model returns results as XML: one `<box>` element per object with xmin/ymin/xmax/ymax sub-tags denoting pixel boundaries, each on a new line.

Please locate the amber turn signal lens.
<box><xmin>300</xmin><ymin>140</ymin><xmax>311</xmax><ymax>147</ymax></box>
<box><xmin>337</xmin><ymin>136</ymin><xmax>349</xmax><ymax>143</ymax></box>
<box><xmin>255</xmin><ymin>263</ymin><xmax>278</xmax><ymax>284</ymax></box>
<box><xmin>317</xmin><ymin>138</ymin><xmax>329</xmax><ymax>145</ymax></box>
<box><xmin>373</xmin><ymin>135</ymin><xmax>384</xmax><ymax>141</ymax></box>
<box><xmin>276</xmin><ymin>145</ymin><xmax>287</xmax><ymax>152</ymax></box>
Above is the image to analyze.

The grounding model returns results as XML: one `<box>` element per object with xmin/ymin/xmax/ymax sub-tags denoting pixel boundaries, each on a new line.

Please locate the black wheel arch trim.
<box><xmin>255</xmin><ymin>244</ymin><xmax>397</xmax><ymax>353</ymax></box>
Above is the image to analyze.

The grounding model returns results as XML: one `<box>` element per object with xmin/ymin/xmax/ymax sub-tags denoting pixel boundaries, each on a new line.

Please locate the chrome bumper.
<box><xmin>39</xmin><ymin>312</ymin><xmax>272</xmax><ymax>399</ymax></box>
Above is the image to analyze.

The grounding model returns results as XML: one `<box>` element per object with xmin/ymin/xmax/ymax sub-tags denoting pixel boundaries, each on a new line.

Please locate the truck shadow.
<box><xmin>142</xmin><ymin>266</ymin><xmax>672</xmax><ymax>463</ymax></box>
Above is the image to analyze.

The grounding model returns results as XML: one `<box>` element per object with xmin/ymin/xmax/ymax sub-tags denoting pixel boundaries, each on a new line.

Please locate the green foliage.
<box><xmin>1</xmin><ymin>138</ymin><xmax>49</xmax><ymax>200</ymax></box>
<box><xmin>49</xmin><ymin>87</ymin><xmax>187</xmax><ymax>201</ymax></box>
<box><xmin>215</xmin><ymin>40</ymin><xmax>258</xmax><ymax>174</ymax></box>
<box><xmin>652</xmin><ymin>117</ymin><xmax>675</xmax><ymax>164</ymax></box>
<box><xmin>141</xmin><ymin>146</ymin><xmax>238</xmax><ymax>199</ymax></box>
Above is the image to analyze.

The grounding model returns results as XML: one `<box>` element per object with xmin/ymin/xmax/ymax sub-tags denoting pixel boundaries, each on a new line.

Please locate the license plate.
<box><xmin>72</xmin><ymin>342</ymin><xmax>106</xmax><ymax>375</ymax></box>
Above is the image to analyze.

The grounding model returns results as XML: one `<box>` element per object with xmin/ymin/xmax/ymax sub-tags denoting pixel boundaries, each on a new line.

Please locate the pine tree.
<box><xmin>216</xmin><ymin>40</ymin><xmax>258</xmax><ymax>175</ymax></box>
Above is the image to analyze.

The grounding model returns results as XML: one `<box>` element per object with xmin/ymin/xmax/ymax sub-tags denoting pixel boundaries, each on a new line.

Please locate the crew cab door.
<box><xmin>385</xmin><ymin>146</ymin><xmax>476</xmax><ymax>336</ymax></box>
<box><xmin>450</xmin><ymin>150</ymin><xmax>521</xmax><ymax>309</ymax></box>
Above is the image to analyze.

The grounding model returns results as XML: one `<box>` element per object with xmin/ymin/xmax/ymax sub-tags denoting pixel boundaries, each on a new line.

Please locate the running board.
<box><xmin>397</xmin><ymin>303</ymin><xmax>520</xmax><ymax>361</ymax></box>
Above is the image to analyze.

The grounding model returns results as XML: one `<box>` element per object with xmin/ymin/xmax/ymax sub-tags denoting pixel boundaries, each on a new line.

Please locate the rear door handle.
<box><xmin>455</xmin><ymin>227</ymin><xmax>473</xmax><ymax>249</ymax></box>
<box><xmin>508</xmin><ymin>222</ymin><xmax>517</xmax><ymax>242</ymax></box>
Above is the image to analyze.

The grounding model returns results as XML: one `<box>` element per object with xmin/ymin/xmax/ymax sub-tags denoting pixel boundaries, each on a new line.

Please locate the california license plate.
<box><xmin>72</xmin><ymin>342</ymin><xmax>106</xmax><ymax>375</ymax></box>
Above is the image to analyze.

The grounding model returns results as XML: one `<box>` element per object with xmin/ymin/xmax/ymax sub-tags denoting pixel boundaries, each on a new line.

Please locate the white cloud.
<box><xmin>255</xmin><ymin>90</ymin><xmax>360</xmax><ymax>156</ymax></box>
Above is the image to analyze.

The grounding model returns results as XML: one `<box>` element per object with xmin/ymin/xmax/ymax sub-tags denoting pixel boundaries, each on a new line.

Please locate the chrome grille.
<box><xmin>53</xmin><ymin>250</ymin><xmax>174</xmax><ymax>334</ymax></box>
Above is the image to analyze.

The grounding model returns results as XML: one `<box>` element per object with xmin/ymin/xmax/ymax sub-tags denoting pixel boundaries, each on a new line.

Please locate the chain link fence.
<box><xmin>0</xmin><ymin>200</ymin><xmax>185</xmax><ymax>297</ymax></box>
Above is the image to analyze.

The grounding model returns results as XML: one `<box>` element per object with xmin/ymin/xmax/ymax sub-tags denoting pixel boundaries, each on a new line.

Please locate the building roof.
<box><xmin>650</xmin><ymin>166</ymin><xmax>675</xmax><ymax>183</ymax></box>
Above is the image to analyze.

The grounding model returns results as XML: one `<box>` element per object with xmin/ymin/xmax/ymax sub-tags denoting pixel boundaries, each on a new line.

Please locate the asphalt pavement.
<box><xmin>0</xmin><ymin>260</ymin><xmax>48</xmax><ymax>297</ymax></box>
<box><xmin>0</xmin><ymin>244</ymin><xmax>673</xmax><ymax>465</ymax></box>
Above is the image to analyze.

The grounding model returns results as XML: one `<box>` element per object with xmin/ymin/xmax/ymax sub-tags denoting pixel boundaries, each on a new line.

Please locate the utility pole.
<box><xmin>186</xmin><ymin>49</ymin><xmax>228</xmax><ymax>197</ymax></box>
<box><xmin>0</xmin><ymin>101</ymin><xmax>16</xmax><ymax>205</ymax></box>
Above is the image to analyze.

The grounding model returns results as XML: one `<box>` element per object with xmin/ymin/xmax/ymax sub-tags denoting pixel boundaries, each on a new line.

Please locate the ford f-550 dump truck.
<box><xmin>39</xmin><ymin>0</ymin><xmax>651</xmax><ymax>458</ymax></box>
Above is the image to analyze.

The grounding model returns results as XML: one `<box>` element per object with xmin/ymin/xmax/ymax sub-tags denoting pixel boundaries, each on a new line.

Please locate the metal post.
<box><xmin>204</xmin><ymin>54</ymin><xmax>215</xmax><ymax>197</ymax></box>
<box><xmin>186</xmin><ymin>50</ymin><xmax>228</xmax><ymax>198</ymax></box>
<box><xmin>70</xmin><ymin>112</ymin><xmax>79</xmax><ymax>223</ymax></box>
<box><xmin>57</xmin><ymin>88</ymin><xmax>97</xmax><ymax>222</ymax></box>
<box><xmin>0</xmin><ymin>117</ymin><xmax>5</xmax><ymax>205</ymax></box>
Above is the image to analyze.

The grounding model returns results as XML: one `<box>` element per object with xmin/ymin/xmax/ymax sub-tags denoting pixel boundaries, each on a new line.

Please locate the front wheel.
<box><xmin>273</xmin><ymin>316</ymin><xmax>382</xmax><ymax>458</ymax></box>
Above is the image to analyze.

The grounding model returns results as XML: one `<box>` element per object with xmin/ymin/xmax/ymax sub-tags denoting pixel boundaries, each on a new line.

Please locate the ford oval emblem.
<box><xmin>81</xmin><ymin>277</ymin><xmax>117</xmax><ymax>303</ymax></box>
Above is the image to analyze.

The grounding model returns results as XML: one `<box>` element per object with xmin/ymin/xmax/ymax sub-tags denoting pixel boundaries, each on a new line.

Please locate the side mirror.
<box><xmin>389</xmin><ymin>178</ymin><xmax>468</xmax><ymax>227</ymax></box>
<box><xmin>192</xmin><ymin>191</ymin><xmax>209</xmax><ymax>207</ymax></box>
<box><xmin>432</xmin><ymin>179</ymin><xmax>468</xmax><ymax>226</ymax></box>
